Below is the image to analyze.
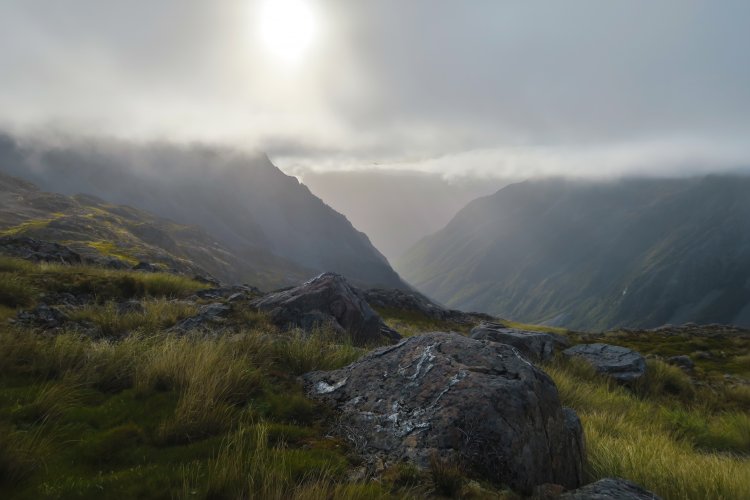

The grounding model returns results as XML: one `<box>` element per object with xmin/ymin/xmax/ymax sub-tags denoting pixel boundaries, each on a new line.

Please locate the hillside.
<box><xmin>0</xmin><ymin>134</ymin><xmax>404</xmax><ymax>289</ymax></box>
<box><xmin>0</xmin><ymin>172</ymin><xmax>312</xmax><ymax>289</ymax></box>
<box><xmin>397</xmin><ymin>175</ymin><xmax>750</xmax><ymax>331</ymax></box>
<box><xmin>0</xmin><ymin>256</ymin><xmax>748</xmax><ymax>499</ymax></box>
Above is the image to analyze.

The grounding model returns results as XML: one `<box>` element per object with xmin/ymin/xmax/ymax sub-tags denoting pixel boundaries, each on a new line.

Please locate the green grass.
<box><xmin>544</xmin><ymin>357</ymin><xmax>750</xmax><ymax>499</ymax></box>
<box><xmin>0</xmin><ymin>258</ymin><xmax>208</xmax><ymax>340</ymax></box>
<box><xmin>68</xmin><ymin>299</ymin><xmax>198</xmax><ymax>337</ymax></box>
<box><xmin>1</xmin><ymin>256</ymin><xmax>748</xmax><ymax>498</ymax></box>
<box><xmin>0</xmin><ymin>322</ymin><xmax>415</xmax><ymax>499</ymax></box>
<box><xmin>0</xmin><ymin>273</ymin><xmax>36</xmax><ymax>308</ymax></box>
<box><xmin>375</xmin><ymin>306</ymin><xmax>473</xmax><ymax>337</ymax></box>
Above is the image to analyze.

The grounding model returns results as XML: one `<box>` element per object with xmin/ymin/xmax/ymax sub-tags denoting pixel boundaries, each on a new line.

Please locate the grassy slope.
<box><xmin>0</xmin><ymin>172</ymin><xmax>313</xmax><ymax>289</ymax></box>
<box><xmin>0</xmin><ymin>258</ymin><xmax>748</xmax><ymax>499</ymax></box>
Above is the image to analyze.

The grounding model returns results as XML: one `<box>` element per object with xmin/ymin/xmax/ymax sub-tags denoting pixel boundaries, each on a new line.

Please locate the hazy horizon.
<box><xmin>2</xmin><ymin>1</ymin><xmax>750</xmax><ymax>182</ymax></box>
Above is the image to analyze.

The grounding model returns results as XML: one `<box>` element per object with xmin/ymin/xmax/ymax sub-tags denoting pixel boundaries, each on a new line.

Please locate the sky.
<box><xmin>2</xmin><ymin>0</ymin><xmax>750</xmax><ymax>181</ymax></box>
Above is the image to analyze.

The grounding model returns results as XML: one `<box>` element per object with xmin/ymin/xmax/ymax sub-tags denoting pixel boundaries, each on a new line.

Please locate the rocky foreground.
<box><xmin>5</xmin><ymin>238</ymin><xmax>742</xmax><ymax>498</ymax></box>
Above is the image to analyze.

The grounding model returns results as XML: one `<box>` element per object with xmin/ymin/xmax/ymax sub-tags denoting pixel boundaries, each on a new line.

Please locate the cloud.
<box><xmin>1</xmin><ymin>0</ymin><xmax>749</xmax><ymax>178</ymax></box>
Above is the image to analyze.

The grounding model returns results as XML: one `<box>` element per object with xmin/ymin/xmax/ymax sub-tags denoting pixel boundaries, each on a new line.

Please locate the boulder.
<box><xmin>667</xmin><ymin>355</ymin><xmax>694</xmax><ymax>371</ymax></box>
<box><xmin>15</xmin><ymin>303</ymin><xmax>68</xmax><ymax>329</ymax></box>
<box><xmin>254</xmin><ymin>273</ymin><xmax>400</xmax><ymax>345</ymax></box>
<box><xmin>470</xmin><ymin>322</ymin><xmax>569</xmax><ymax>362</ymax></box>
<box><xmin>195</xmin><ymin>285</ymin><xmax>262</xmax><ymax>301</ymax></box>
<box><xmin>132</xmin><ymin>261</ymin><xmax>160</xmax><ymax>273</ymax></box>
<box><xmin>170</xmin><ymin>302</ymin><xmax>231</xmax><ymax>333</ymax></box>
<box><xmin>302</xmin><ymin>332</ymin><xmax>585</xmax><ymax>493</ymax></box>
<box><xmin>563</xmin><ymin>344</ymin><xmax>646</xmax><ymax>382</ymax></box>
<box><xmin>561</xmin><ymin>477</ymin><xmax>661</xmax><ymax>499</ymax></box>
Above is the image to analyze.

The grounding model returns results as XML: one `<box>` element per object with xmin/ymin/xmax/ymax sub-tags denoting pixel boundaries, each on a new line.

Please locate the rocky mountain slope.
<box><xmin>0</xmin><ymin>171</ymin><xmax>313</xmax><ymax>289</ymax></box>
<box><xmin>0</xmin><ymin>134</ymin><xmax>405</xmax><ymax>289</ymax></box>
<box><xmin>397</xmin><ymin>175</ymin><xmax>750</xmax><ymax>330</ymax></box>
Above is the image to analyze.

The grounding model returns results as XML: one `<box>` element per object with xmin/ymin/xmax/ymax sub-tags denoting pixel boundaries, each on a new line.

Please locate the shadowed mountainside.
<box><xmin>397</xmin><ymin>175</ymin><xmax>750</xmax><ymax>330</ymax></box>
<box><xmin>0</xmin><ymin>134</ymin><xmax>405</xmax><ymax>289</ymax></box>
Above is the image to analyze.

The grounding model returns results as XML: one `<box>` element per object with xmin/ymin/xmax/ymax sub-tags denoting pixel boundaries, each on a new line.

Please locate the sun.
<box><xmin>257</xmin><ymin>0</ymin><xmax>318</xmax><ymax>66</ymax></box>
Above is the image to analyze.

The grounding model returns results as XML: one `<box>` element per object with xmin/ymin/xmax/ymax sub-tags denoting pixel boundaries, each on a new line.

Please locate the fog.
<box><xmin>1</xmin><ymin>1</ymin><xmax>750</xmax><ymax>257</ymax></box>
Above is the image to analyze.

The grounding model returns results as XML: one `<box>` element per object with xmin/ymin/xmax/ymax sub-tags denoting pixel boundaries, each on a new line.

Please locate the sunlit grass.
<box><xmin>544</xmin><ymin>358</ymin><xmax>750</xmax><ymax>499</ymax></box>
<box><xmin>69</xmin><ymin>299</ymin><xmax>198</xmax><ymax>337</ymax></box>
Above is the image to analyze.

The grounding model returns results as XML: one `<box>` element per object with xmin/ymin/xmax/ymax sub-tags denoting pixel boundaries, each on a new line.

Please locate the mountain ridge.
<box><xmin>0</xmin><ymin>134</ymin><xmax>405</xmax><ymax>289</ymax></box>
<box><xmin>397</xmin><ymin>175</ymin><xmax>750</xmax><ymax>330</ymax></box>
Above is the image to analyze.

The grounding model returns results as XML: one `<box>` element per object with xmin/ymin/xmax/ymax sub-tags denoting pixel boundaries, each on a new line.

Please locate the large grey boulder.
<box><xmin>470</xmin><ymin>322</ymin><xmax>569</xmax><ymax>362</ymax></box>
<box><xmin>302</xmin><ymin>332</ymin><xmax>585</xmax><ymax>493</ymax></box>
<box><xmin>254</xmin><ymin>273</ymin><xmax>400</xmax><ymax>345</ymax></box>
<box><xmin>561</xmin><ymin>477</ymin><xmax>661</xmax><ymax>499</ymax></box>
<box><xmin>563</xmin><ymin>343</ymin><xmax>646</xmax><ymax>382</ymax></box>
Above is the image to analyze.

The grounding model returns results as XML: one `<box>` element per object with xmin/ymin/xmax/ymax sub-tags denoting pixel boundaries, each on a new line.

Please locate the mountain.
<box><xmin>0</xmin><ymin>134</ymin><xmax>405</xmax><ymax>289</ymax></box>
<box><xmin>397</xmin><ymin>176</ymin><xmax>750</xmax><ymax>330</ymax></box>
<box><xmin>296</xmin><ymin>168</ymin><xmax>507</xmax><ymax>261</ymax></box>
<box><xmin>0</xmin><ymin>171</ymin><xmax>316</xmax><ymax>288</ymax></box>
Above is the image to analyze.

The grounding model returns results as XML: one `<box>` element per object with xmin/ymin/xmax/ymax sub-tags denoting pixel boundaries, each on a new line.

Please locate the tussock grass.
<box><xmin>429</xmin><ymin>453</ymin><xmax>464</xmax><ymax>498</ymax></box>
<box><xmin>146</xmin><ymin>337</ymin><xmax>264</xmax><ymax>444</ymax></box>
<box><xmin>0</xmin><ymin>273</ymin><xmax>37</xmax><ymax>308</ymax></box>
<box><xmin>69</xmin><ymin>299</ymin><xmax>197</xmax><ymax>337</ymax></box>
<box><xmin>0</xmin><ymin>256</ymin><xmax>35</xmax><ymax>273</ymax></box>
<box><xmin>11</xmin><ymin>381</ymin><xmax>82</xmax><ymax>424</ymax></box>
<box><xmin>545</xmin><ymin>358</ymin><xmax>750</xmax><ymax>499</ymax></box>
<box><xmin>0</xmin><ymin>258</ymin><xmax>207</xmax><ymax>302</ymax></box>
<box><xmin>0</xmin><ymin>325</ymin><xmax>374</xmax><ymax>498</ymax></box>
<box><xmin>0</xmin><ymin>422</ymin><xmax>50</xmax><ymax>485</ymax></box>
<box><xmin>272</xmin><ymin>329</ymin><xmax>363</xmax><ymax>376</ymax></box>
<box><xmin>201</xmin><ymin>423</ymin><xmax>366</xmax><ymax>500</ymax></box>
<box><xmin>37</xmin><ymin>263</ymin><xmax>207</xmax><ymax>299</ymax></box>
<box><xmin>635</xmin><ymin>358</ymin><xmax>695</xmax><ymax>401</ymax></box>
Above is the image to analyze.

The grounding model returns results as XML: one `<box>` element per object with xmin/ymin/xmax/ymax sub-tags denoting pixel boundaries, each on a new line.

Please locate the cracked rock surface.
<box><xmin>302</xmin><ymin>332</ymin><xmax>585</xmax><ymax>493</ymax></box>
<box><xmin>561</xmin><ymin>477</ymin><xmax>662</xmax><ymax>499</ymax></box>
<box><xmin>563</xmin><ymin>343</ymin><xmax>646</xmax><ymax>382</ymax></box>
<box><xmin>254</xmin><ymin>272</ymin><xmax>400</xmax><ymax>345</ymax></box>
<box><xmin>470</xmin><ymin>322</ymin><xmax>570</xmax><ymax>362</ymax></box>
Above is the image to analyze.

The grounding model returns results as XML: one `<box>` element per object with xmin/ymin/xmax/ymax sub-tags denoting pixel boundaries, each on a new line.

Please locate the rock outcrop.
<box><xmin>302</xmin><ymin>332</ymin><xmax>585</xmax><ymax>493</ymax></box>
<box><xmin>254</xmin><ymin>273</ymin><xmax>400</xmax><ymax>345</ymax></box>
<box><xmin>0</xmin><ymin>236</ymin><xmax>82</xmax><ymax>264</ymax></box>
<box><xmin>563</xmin><ymin>343</ymin><xmax>646</xmax><ymax>382</ymax></box>
<box><xmin>170</xmin><ymin>303</ymin><xmax>231</xmax><ymax>333</ymax></box>
<box><xmin>561</xmin><ymin>477</ymin><xmax>661</xmax><ymax>499</ymax></box>
<box><xmin>470</xmin><ymin>322</ymin><xmax>569</xmax><ymax>362</ymax></box>
<box><xmin>363</xmin><ymin>288</ymin><xmax>493</xmax><ymax>324</ymax></box>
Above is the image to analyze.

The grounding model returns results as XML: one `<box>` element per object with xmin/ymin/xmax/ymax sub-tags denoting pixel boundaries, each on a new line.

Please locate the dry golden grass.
<box><xmin>545</xmin><ymin>359</ymin><xmax>750</xmax><ymax>499</ymax></box>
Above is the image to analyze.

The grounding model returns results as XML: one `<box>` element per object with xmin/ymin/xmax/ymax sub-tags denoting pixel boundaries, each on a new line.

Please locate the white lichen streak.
<box><xmin>315</xmin><ymin>377</ymin><xmax>348</xmax><ymax>394</ymax></box>
<box><xmin>397</xmin><ymin>344</ymin><xmax>436</xmax><ymax>380</ymax></box>
<box><xmin>428</xmin><ymin>369</ymin><xmax>468</xmax><ymax>409</ymax></box>
<box><xmin>508</xmin><ymin>346</ymin><xmax>533</xmax><ymax>368</ymax></box>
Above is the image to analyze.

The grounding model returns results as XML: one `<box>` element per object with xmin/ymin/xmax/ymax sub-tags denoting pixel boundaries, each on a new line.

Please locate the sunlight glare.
<box><xmin>257</xmin><ymin>0</ymin><xmax>318</xmax><ymax>66</ymax></box>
